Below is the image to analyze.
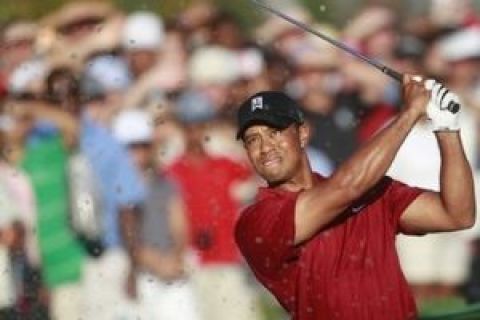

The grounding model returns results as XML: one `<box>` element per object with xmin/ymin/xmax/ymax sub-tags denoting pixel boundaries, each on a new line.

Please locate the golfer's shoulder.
<box><xmin>235</xmin><ymin>198</ymin><xmax>276</xmax><ymax>248</ymax></box>
<box><xmin>236</xmin><ymin>197</ymin><xmax>272</xmax><ymax>228</ymax></box>
<box><xmin>237</xmin><ymin>199</ymin><xmax>268</xmax><ymax>225</ymax></box>
<box><xmin>237</xmin><ymin>191</ymin><xmax>294</xmax><ymax>227</ymax></box>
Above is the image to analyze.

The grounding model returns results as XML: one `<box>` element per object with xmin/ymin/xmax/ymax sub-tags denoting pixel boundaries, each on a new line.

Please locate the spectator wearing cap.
<box><xmin>187</xmin><ymin>45</ymin><xmax>242</xmax><ymax>115</ymax></box>
<box><xmin>173</xmin><ymin>46</ymin><xmax>246</xmax><ymax>176</ymax></box>
<box><xmin>6</xmin><ymin>59</ymin><xmax>86</xmax><ymax>320</ymax></box>
<box><xmin>165</xmin><ymin>96</ymin><xmax>263</xmax><ymax>320</ymax></box>
<box><xmin>112</xmin><ymin>110</ymin><xmax>201</xmax><ymax>320</ymax></box>
<box><xmin>121</xmin><ymin>22</ymin><xmax>189</xmax><ymax>111</ymax></box>
<box><xmin>121</xmin><ymin>11</ymin><xmax>165</xmax><ymax>80</ymax></box>
<box><xmin>80</xmin><ymin>54</ymin><xmax>132</xmax><ymax>125</ymax></box>
<box><xmin>75</xmin><ymin>55</ymin><xmax>146</xmax><ymax>319</ymax></box>
<box><xmin>207</xmin><ymin>12</ymin><xmax>266</xmax><ymax>109</ymax></box>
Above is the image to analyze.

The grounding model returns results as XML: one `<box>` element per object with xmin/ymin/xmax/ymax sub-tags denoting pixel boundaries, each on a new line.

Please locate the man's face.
<box><xmin>126</xmin><ymin>50</ymin><xmax>158</xmax><ymax>78</ymax></box>
<box><xmin>128</xmin><ymin>142</ymin><xmax>153</xmax><ymax>171</ymax></box>
<box><xmin>243</xmin><ymin>123</ymin><xmax>306</xmax><ymax>185</ymax></box>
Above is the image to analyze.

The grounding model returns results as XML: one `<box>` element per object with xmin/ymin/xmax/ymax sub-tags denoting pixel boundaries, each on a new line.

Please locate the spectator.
<box><xmin>76</xmin><ymin>55</ymin><xmax>146</xmax><ymax>319</ymax></box>
<box><xmin>166</xmin><ymin>100</ymin><xmax>263</xmax><ymax>320</ymax></box>
<box><xmin>0</xmin><ymin>114</ymin><xmax>43</xmax><ymax>319</ymax></box>
<box><xmin>121</xmin><ymin>11</ymin><xmax>165</xmax><ymax>80</ymax></box>
<box><xmin>121</xmin><ymin>18</ymin><xmax>189</xmax><ymax>109</ymax></box>
<box><xmin>113</xmin><ymin>109</ymin><xmax>201</xmax><ymax>320</ymax></box>
<box><xmin>7</xmin><ymin>59</ymin><xmax>85</xmax><ymax>320</ymax></box>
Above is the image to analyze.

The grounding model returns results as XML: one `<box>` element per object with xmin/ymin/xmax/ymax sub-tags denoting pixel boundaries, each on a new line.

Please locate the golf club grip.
<box><xmin>383</xmin><ymin>67</ymin><xmax>460</xmax><ymax>114</ymax></box>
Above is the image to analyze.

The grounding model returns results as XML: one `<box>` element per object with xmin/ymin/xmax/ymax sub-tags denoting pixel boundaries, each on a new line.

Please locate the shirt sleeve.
<box><xmin>235</xmin><ymin>194</ymin><xmax>299</xmax><ymax>276</ymax></box>
<box><xmin>385</xmin><ymin>178</ymin><xmax>424</xmax><ymax>233</ymax></box>
<box><xmin>81</xmin><ymin>115</ymin><xmax>146</xmax><ymax>207</ymax></box>
<box><xmin>111</xmin><ymin>142</ymin><xmax>146</xmax><ymax>207</ymax></box>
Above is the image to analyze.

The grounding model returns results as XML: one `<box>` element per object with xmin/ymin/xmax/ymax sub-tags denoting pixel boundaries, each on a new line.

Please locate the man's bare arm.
<box><xmin>400</xmin><ymin>132</ymin><xmax>475</xmax><ymax>233</ymax></box>
<box><xmin>294</xmin><ymin>76</ymin><xmax>429</xmax><ymax>244</ymax></box>
<box><xmin>119</xmin><ymin>206</ymin><xmax>140</xmax><ymax>299</ymax></box>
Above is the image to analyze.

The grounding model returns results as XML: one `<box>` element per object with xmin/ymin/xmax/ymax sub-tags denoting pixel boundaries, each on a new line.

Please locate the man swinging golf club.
<box><xmin>234</xmin><ymin>75</ymin><xmax>475</xmax><ymax>319</ymax></box>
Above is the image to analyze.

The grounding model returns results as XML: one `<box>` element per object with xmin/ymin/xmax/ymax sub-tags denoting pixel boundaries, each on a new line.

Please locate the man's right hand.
<box><xmin>402</xmin><ymin>74</ymin><xmax>431</xmax><ymax>120</ymax></box>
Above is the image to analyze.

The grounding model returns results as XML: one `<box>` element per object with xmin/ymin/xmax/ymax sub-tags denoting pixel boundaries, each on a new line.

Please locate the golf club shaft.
<box><xmin>250</xmin><ymin>0</ymin><xmax>403</xmax><ymax>81</ymax></box>
<box><xmin>250</xmin><ymin>0</ymin><xmax>460</xmax><ymax>113</ymax></box>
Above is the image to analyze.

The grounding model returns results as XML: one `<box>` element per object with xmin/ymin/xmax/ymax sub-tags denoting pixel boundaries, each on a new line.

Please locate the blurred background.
<box><xmin>1</xmin><ymin>0</ymin><xmax>480</xmax><ymax>319</ymax></box>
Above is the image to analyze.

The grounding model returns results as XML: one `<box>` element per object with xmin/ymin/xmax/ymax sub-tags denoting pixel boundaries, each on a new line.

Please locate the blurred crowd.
<box><xmin>0</xmin><ymin>0</ymin><xmax>480</xmax><ymax>319</ymax></box>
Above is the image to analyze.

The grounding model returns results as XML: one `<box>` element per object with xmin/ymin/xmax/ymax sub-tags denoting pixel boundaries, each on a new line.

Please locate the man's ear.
<box><xmin>299</xmin><ymin>123</ymin><xmax>310</xmax><ymax>149</ymax></box>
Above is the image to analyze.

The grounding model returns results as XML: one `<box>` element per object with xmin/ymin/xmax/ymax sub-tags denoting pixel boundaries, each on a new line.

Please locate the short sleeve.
<box><xmin>235</xmin><ymin>194</ymin><xmax>299</xmax><ymax>275</ymax></box>
<box><xmin>111</xmin><ymin>149</ymin><xmax>146</xmax><ymax>206</ymax></box>
<box><xmin>80</xmin><ymin>115</ymin><xmax>145</xmax><ymax>207</ymax></box>
<box><xmin>385</xmin><ymin>178</ymin><xmax>424</xmax><ymax>233</ymax></box>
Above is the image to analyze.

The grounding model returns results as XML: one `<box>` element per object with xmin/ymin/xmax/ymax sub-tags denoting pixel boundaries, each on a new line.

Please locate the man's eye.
<box><xmin>245</xmin><ymin>136</ymin><xmax>259</xmax><ymax>146</ymax></box>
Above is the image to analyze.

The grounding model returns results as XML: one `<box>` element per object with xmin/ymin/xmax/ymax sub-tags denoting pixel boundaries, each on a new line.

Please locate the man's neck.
<box><xmin>276</xmin><ymin>156</ymin><xmax>316</xmax><ymax>193</ymax></box>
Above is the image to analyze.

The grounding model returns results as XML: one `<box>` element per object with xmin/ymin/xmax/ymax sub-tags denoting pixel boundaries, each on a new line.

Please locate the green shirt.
<box><xmin>22</xmin><ymin>134</ymin><xmax>85</xmax><ymax>288</ymax></box>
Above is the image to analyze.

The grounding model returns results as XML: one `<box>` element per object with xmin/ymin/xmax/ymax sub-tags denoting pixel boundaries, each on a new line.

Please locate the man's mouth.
<box><xmin>262</xmin><ymin>156</ymin><xmax>281</xmax><ymax>167</ymax></box>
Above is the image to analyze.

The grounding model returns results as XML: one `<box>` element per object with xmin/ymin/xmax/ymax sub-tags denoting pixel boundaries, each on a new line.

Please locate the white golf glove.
<box><xmin>425</xmin><ymin>79</ymin><xmax>461</xmax><ymax>132</ymax></box>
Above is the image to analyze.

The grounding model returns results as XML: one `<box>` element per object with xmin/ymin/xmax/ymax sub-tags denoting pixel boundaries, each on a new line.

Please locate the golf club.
<box><xmin>250</xmin><ymin>0</ymin><xmax>460</xmax><ymax>113</ymax></box>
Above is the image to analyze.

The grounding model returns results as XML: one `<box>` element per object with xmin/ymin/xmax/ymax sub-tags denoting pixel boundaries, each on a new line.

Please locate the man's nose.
<box><xmin>260</xmin><ymin>136</ymin><xmax>274</xmax><ymax>153</ymax></box>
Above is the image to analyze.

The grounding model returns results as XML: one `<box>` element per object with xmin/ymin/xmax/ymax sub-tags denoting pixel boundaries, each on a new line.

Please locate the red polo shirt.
<box><xmin>235</xmin><ymin>175</ymin><xmax>424</xmax><ymax>320</ymax></box>
<box><xmin>167</xmin><ymin>155</ymin><xmax>252</xmax><ymax>265</ymax></box>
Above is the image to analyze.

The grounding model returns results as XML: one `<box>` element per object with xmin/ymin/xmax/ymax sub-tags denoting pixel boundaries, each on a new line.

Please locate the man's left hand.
<box><xmin>425</xmin><ymin>80</ymin><xmax>461</xmax><ymax>132</ymax></box>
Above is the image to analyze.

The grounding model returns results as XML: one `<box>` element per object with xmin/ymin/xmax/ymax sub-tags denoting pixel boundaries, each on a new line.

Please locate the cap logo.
<box><xmin>251</xmin><ymin>96</ymin><xmax>263</xmax><ymax>112</ymax></box>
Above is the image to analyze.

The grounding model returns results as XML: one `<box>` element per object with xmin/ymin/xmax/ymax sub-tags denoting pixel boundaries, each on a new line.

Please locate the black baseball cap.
<box><xmin>236</xmin><ymin>91</ymin><xmax>304</xmax><ymax>140</ymax></box>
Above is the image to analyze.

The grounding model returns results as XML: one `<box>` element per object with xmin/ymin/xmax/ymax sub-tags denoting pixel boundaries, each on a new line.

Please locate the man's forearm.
<box><xmin>296</xmin><ymin>109</ymin><xmax>420</xmax><ymax>244</ymax></box>
<box><xmin>437</xmin><ymin>132</ymin><xmax>476</xmax><ymax>227</ymax></box>
<box><xmin>119</xmin><ymin>207</ymin><xmax>140</xmax><ymax>268</ymax></box>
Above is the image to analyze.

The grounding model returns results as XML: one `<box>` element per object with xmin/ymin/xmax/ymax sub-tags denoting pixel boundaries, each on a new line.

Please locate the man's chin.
<box><xmin>263</xmin><ymin>173</ymin><xmax>288</xmax><ymax>187</ymax></box>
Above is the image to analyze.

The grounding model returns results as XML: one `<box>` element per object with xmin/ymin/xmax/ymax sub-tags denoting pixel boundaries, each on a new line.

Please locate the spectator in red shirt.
<box><xmin>165</xmin><ymin>98</ymin><xmax>264</xmax><ymax>320</ymax></box>
<box><xmin>234</xmin><ymin>76</ymin><xmax>475</xmax><ymax>320</ymax></box>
